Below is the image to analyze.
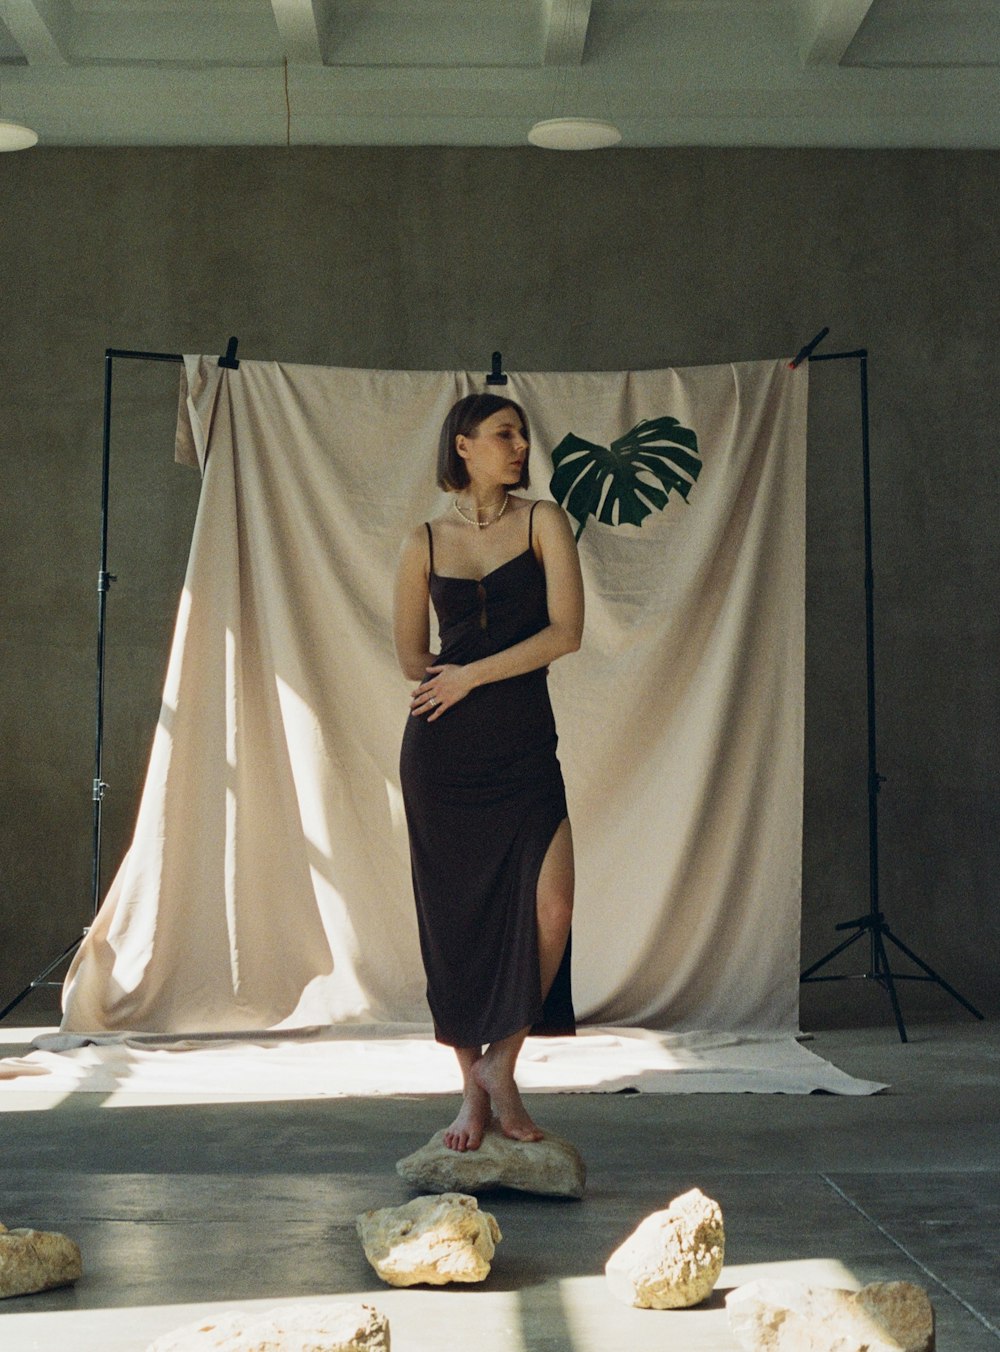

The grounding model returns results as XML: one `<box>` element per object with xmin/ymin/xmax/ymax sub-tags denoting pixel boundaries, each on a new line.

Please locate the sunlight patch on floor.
<box><xmin>0</xmin><ymin>1289</ymin><xmax>530</xmax><ymax>1352</ymax></box>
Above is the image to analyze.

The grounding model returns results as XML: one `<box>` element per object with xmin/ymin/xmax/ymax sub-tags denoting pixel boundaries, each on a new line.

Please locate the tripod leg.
<box><xmin>871</xmin><ymin>926</ymin><xmax>907</xmax><ymax>1043</ymax></box>
<box><xmin>0</xmin><ymin>984</ymin><xmax>41</xmax><ymax>1022</ymax></box>
<box><xmin>0</xmin><ymin>935</ymin><xmax>82</xmax><ymax>1023</ymax></box>
<box><xmin>881</xmin><ymin>927</ymin><xmax>985</xmax><ymax>1021</ymax></box>
<box><xmin>800</xmin><ymin>925</ymin><xmax>867</xmax><ymax>981</ymax></box>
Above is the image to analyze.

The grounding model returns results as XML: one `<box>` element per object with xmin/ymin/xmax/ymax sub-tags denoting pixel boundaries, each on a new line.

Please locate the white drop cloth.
<box><xmin>0</xmin><ymin>1027</ymin><xmax>884</xmax><ymax>1098</ymax></box>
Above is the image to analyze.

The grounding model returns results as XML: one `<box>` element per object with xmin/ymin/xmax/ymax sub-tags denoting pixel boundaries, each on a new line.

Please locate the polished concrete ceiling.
<box><xmin>0</xmin><ymin>0</ymin><xmax>998</xmax><ymax>148</ymax></box>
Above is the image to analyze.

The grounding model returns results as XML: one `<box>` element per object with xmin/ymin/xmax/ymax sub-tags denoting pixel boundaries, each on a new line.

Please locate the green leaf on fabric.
<box><xmin>550</xmin><ymin>416</ymin><xmax>702</xmax><ymax>539</ymax></box>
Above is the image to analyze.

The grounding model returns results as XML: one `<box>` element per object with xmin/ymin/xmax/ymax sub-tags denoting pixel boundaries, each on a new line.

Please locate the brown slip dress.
<box><xmin>399</xmin><ymin>500</ymin><xmax>574</xmax><ymax>1047</ymax></box>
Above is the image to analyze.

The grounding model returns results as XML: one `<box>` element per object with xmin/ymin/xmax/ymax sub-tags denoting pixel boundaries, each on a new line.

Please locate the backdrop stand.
<box><xmin>793</xmin><ymin>329</ymin><xmax>984</xmax><ymax>1042</ymax></box>
<box><xmin>0</xmin><ymin>341</ymin><xmax>234</xmax><ymax>1023</ymax></box>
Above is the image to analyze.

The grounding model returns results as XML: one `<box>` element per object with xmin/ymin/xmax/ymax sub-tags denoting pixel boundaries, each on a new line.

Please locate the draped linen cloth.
<box><xmin>62</xmin><ymin>357</ymin><xmax>808</xmax><ymax>1037</ymax></box>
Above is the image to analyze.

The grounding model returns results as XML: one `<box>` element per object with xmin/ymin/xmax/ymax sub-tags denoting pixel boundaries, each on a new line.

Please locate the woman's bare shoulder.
<box><xmin>426</xmin><ymin>508</ymin><xmax>460</xmax><ymax>542</ymax></box>
<box><xmin>530</xmin><ymin>498</ymin><xmax>574</xmax><ymax>535</ymax></box>
<box><xmin>528</xmin><ymin>498</ymin><xmax>566</xmax><ymax>519</ymax></box>
<box><xmin>398</xmin><ymin>521</ymin><xmax>431</xmax><ymax>566</ymax></box>
<box><xmin>401</xmin><ymin>520</ymin><xmax>431</xmax><ymax>545</ymax></box>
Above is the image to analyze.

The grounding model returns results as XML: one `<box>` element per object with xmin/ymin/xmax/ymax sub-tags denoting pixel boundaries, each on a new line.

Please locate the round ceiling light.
<box><xmin>528</xmin><ymin>117</ymin><xmax>621</xmax><ymax>151</ymax></box>
<box><xmin>0</xmin><ymin>120</ymin><xmax>38</xmax><ymax>151</ymax></box>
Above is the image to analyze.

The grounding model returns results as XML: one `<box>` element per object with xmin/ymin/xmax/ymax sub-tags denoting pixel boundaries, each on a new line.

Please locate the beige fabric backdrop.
<box><xmin>62</xmin><ymin>356</ymin><xmax>808</xmax><ymax>1036</ymax></box>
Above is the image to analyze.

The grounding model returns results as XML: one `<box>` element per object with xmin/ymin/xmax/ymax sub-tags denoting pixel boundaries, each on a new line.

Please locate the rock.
<box><xmin>145</xmin><ymin>1302</ymin><xmax>389</xmax><ymax>1352</ymax></box>
<box><xmin>0</xmin><ymin>1221</ymin><xmax>82</xmax><ymax>1298</ymax></box>
<box><xmin>726</xmin><ymin>1278</ymin><xmax>935</xmax><ymax>1351</ymax></box>
<box><xmin>604</xmin><ymin>1187</ymin><xmax>724</xmax><ymax>1309</ymax></box>
<box><xmin>396</xmin><ymin>1127</ymin><xmax>586</xmax><ymax>1199</ymax></box>
<box><xmin>357</xmin><ymin>1193</ymin><xmax>501</xmax><ymax>1287</ymax></box>
<box><xmin>145</xmin><ymin>1302</ymin><xmax>389</xmax><ymax>1351</ymax></box>
<box><xmin>857</xmin><ymin>1283</ymin><xmax>936</xmax><ymax>1351</ymax></box>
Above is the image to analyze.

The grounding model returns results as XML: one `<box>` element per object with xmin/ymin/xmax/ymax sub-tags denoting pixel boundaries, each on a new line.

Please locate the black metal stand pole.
<box><xmin>91</xmin><ymin>350</ymin><xmax>192</xmax><ymax>912</ymax></box>
<box><xmin>0</xmin><ymin>344</ymin><xmax>208</xmax><ymax>1024</ymax></box>
<box><xmin>794</xmin><ymin>332</ymin><xmax>984</xmax><ymax>1042</ymax></box>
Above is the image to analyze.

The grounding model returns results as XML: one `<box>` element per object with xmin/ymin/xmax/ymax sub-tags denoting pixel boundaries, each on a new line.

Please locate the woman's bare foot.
<box><xmin>443</xmin><ymin>1079</ymin><xmax>492</xmax><ymax>1152</ymax></box>
<box><xmin>473</xmin><ymin>1053</ymin><xmax>543</xmax><ymax>1142</ymax></box>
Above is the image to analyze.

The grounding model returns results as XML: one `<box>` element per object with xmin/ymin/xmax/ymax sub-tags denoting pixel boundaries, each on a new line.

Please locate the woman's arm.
<box><xmin>414</xmin><ymin>502</ymin><xmax>584</xmax><ymax>720</ymax></box>
<box><xmin>393</xmin><ymin>526</ymin><xmax>437</xmax><ymax>681</ymax></box>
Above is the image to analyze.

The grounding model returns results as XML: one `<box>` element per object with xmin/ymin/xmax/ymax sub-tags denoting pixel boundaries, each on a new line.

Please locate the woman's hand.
<box><xmin>410</xmin><ymin>664</ymin><xmax>474</xmax><ymax>721</ymax></box>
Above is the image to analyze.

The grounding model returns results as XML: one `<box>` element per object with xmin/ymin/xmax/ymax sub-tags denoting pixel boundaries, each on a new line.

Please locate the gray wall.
<box><xmin>1</xmin><ymin>147</ymin><xmax>996</xmax><ymax>1027</ymax></box>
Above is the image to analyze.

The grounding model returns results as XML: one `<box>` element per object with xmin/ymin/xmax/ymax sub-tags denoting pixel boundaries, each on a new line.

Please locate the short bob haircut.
<box><xmin>436</xmin><ymin>392</ymin><xmax>531</xmax><ymax>492</ymax></box>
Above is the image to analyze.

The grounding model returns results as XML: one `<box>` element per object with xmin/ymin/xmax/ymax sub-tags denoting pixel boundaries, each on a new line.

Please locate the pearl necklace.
<box><xmin>452</xmin><ymin>492</ymin><xmax>509</xmax><ymax>528</ymax></box>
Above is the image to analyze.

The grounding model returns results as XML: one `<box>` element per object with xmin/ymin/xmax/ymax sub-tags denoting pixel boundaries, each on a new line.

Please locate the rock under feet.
<box><xmin>396</xmin><ymin>1126</ymin><xmax>586</xmax><ymax>1198</ymax></box>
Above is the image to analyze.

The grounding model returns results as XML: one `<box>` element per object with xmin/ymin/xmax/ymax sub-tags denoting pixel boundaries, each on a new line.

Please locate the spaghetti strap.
<box><xmin>425</xmin><ymin>521</ymin><xmax>435</xmax><ymax>576</ymax></box>
<box><xmin>528</xmin><ymin>500</ymin><xmax>539</xmax><ymax>550</ymax></box>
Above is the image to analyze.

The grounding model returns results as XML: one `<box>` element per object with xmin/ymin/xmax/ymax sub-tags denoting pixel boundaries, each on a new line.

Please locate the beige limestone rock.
<box><xmin>0</xmin><ymin>1221</ymin><xmax>82</xmax><ymax>1298</ymax></box>
<box><xmin>726</xmin><ymin>1278</ymin><xmax>935</xmax><ymax>1351</ymax></box>
<box><xmin>145</xmin><ymin>1302</ymin><xmax>389</xmax><ymax>1351</ymax></box>
<box><xmin>604</xmin><ymin>1187</ymin><xmax>724</xmax><ymax>1309</ymax></box>
<box><xmin>396</xmin><ymin>1127</ymin><xmax>586</xmax><ymax>1199</ymax></box>
<box><xmin>357</xmin><ymin>1192</ymin><xmax>501</xmax><ymax>1287</ymax></box>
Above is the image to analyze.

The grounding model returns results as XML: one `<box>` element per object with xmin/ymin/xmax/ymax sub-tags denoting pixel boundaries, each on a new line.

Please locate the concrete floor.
<box><xmin>1</xmin><ymin>1010</ymin><xmax>998</xmax><ymax>1351</ymax></box>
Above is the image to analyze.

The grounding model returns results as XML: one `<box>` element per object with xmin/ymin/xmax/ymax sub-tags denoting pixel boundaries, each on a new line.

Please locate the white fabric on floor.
<box><xmin>62</xmin><ymin>357</ymin><xmax>809</xmax><ymax>1037</ymax></box>
<box><xmin>0</xmin><ymin>1028</ymin><xmax>884</xmax><ymax>1096</ymax></box>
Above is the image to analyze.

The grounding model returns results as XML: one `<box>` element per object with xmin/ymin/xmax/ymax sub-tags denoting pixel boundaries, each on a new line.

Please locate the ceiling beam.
<box><xmin>542</xmin><ymin>0</ymin><xmax>593</xmax><ymax>67</ymax></box>
<box><xmin>799</xmin><ymin>0</ymin><xmax>877</xmax><ymax>66</ymax></box>
<box><xmin>270</xmin><ymin>0</ymin><xmax>324</xmax><ymax>65</ymax></box>
<box><xmin>3</xmin><ymin>0</ymin><xmax>71</xmax><ymax>66</ymax></box>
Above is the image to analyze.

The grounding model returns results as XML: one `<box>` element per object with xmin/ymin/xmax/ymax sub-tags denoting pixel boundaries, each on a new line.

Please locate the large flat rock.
<box><xmin>396</xmin><ymin>1127</ymin><xmax>586</xmax><ymax>1198</ymax></box>
<box><xmin>726</xmin><ymin>1278</ymin><xmax>935</xmax><ymax>1351</ymax></box>
<box><xmin>146</xmin><ymin>1302</ymin><xmax>390</xmax><ymax>1351</ymax></box>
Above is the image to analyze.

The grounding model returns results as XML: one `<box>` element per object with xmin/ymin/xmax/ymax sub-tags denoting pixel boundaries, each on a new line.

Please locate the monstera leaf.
<box><xmin>550</xmin><ymin>416</ymin><xmax>701</xmax><ymax>540</ymax></box>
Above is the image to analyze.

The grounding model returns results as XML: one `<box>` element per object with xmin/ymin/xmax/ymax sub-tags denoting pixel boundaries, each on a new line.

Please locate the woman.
<box><xmin>394</xmin><ymin>392</ymin><xmax>584</xmax><ymax>1152</ymax></box>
